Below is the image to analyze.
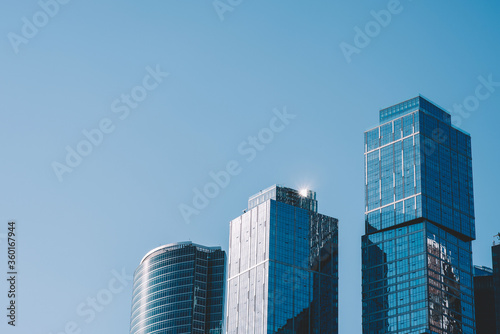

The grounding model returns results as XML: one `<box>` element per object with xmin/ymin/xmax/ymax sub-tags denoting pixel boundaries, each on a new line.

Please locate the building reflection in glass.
<box><xmin>363</xmin><ymin>96</ymin><xmax>476</xmax><ymax>334</ymax></box>
<box><xmin>428</xmin><ymin>234</ymin><xmax>463</xmax><ymax>334</ymax></box>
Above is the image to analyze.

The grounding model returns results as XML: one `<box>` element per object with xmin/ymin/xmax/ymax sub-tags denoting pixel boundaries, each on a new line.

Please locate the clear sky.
<box><xmin>1</xmin><ymin>1</ymin><xmax>499</xmax><ymax>333</ymax></box>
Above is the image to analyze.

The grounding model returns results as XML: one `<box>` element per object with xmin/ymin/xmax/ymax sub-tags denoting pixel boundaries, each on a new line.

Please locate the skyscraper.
<box><xmin>472</xmin><ymin>266</ymin><xmax>496</xmax><ymax>334</ymax></box>
<box><xmin>226</xmin><ymin>185</ymin><xmax>339</xmax><ymax>333</ymax></box>
<box><xmin>129</xmin><ymin>242</ymin><xmax>226</xmax><ymax>334</ymax></box>
<box><xmin>362</xmin><ymin>96</ymin><xmax>476</xmax><ymax>334</ymax></box>
<box><xmin>493</xmin><ymin>243</ymin><xmax>500</xmax><ymax>333</ymax></box>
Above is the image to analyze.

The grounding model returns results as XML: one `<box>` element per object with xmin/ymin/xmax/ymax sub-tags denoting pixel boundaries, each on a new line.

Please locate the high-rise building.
<box><xmin>362</xmin><ymin>96</ymin><xmax>476</xmax><ymax>333</ymax></box>
<box><xmin>493</xmin><ymin>243</ymin><xmax>500</xmax><ymax>333</ymax></box>
<box><xmin>226</xmin><ymin>185</ymin><xmax>339</xmax><ymax>333</ymax></box>
<box><xmin>473</xmin><ymin>266</ymin><xmax>496</xmax><ymax>334</ymax></box>
<box><xmin>129</xmin><ymin>242</ymin><xmax>226</xmax><ymax>334</ymax></box>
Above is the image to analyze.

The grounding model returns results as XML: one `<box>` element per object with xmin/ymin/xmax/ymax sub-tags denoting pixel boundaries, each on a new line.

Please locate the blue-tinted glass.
<box><xmin>363</xmin><ymin>97</ymin><xmax>476</xmax><ymax>334</ymax></box>
<box><xmin>227</xmin><ymin>186</ymin><xmax>338</xmax><ymax>333</ymax></box>
<box><xmin>130</xmin><ymin>243</ymin><xmax>226</xmax><ymax>334</ymax></box>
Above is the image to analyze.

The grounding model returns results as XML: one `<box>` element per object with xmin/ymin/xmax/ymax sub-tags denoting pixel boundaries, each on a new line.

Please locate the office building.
<box><xmin>362</xmin><ymin>96</ymin><xmax>476</xmax><ymax>333</ymax></box>
<box><xmin>129</xmin><ymin>242</ymin><xmax>226</xmax><ymax>334</ymax></box>
<box><xmin>493</xmin><ymin>243</ymin><xmax>500</xmax><ymax>333</ymax></box>
<box><xmin>473</xmin><ymin>266</ymin><xmax>495</xmax><ymax>334</ymax></box>
<box><xmin>226</xmin><ymin>185</ymin><xmax>339</xmax><ymax>333</ymax></box>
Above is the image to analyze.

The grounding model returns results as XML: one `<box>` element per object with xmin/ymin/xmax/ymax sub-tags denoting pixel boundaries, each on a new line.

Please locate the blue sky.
<box><xmin>1</xmin><ymin>1</ymin><xmax>499</xmax><ymax>333</ymax></box>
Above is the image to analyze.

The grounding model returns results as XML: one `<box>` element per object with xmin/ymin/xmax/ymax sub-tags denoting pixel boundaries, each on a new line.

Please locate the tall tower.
<box><xmin>362</xmin><ymin>96</ymin><xmax>476</xmax><ymax>333</ymax></box>
<box><xmin>129</xmin><ymin>242</ymin><xmax>226</xmax><ymax>334</ymax></box>
<box><xmin>472</xmin><ymin>266</ymin><xmax>496</xmax><ymax>334</ymax></box>
<box><xmin>226</xmin><ymin>185</ymin><xmax>339</xmax><ymax>333</ymax></box>
<box><xmin>493</xmin><ymin>240</ymin><xmax>500</xmax><ymax>333</ymax></box>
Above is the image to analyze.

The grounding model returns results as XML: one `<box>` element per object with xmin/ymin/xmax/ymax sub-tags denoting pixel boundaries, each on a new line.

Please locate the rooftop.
<box><xmin>474</xmin><ymin>265</ymin><xmax>493</xmax><ymax>277</ymax></box>
<box><xmin>140</xmin><ymin>241</ymin><xmax>222</xmax><ymax>265</ymax></box>
<box><xmin>247</xmin><ymin>184</ymin><xmax>318</xmax><ymax>212</ymax></box>
<box><xmin>379</xmin><ymin>95</ymin><xmax>452</xmax><ymax>125</ymax></box>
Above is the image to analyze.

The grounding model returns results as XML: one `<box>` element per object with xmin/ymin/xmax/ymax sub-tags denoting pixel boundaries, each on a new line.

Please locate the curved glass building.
<box><xmin>130</xmin><ymin>242</ymin><xmax>226</xmax><ymax>334</ymax></box>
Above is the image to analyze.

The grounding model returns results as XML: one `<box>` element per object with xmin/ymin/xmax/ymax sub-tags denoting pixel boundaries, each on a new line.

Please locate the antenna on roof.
<box><xmin>493</xmin><ymin>233</ymin><xmax>500</xmax><ymax>246</ymax></box>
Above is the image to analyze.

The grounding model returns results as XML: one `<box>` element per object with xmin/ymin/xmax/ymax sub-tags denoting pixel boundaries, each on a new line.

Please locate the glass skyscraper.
<box><xmin>129</xmin><ymin>242</ymin><xmax>226</xmax><ymax>334</ymax></box>
<box><xmin>362</xmin><ymin>96</ymin><xmax>476</xmax><ymax>334</ymax></box>
<box><xmin>226</xmin><ymin>185</ymin><xmax>339</xmax><ymax>333</ymax></box>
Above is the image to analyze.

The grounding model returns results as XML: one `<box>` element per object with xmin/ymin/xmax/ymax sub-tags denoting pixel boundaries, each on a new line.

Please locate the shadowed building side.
<box><xmin>473</xmin><ymin>266</ymin><xmax>496</xmax><ymax>334</ymax></box>
<box><xmin>493</xmin><ymin>243</ymin><xmax>500</xmax><ymax>334</ymax></box>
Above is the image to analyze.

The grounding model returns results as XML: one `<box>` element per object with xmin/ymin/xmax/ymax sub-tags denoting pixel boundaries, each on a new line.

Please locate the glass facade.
<box><xmin>363</xmin><ymin>96</ymin><xmax>476</xmax><ymax>334</ymax></box>
<box><xmin>129</xmin><ymin>242</ymin><xmax>226</xmax><ymax>334</ymax></box>
<box><xmin>226</xmin><ymin>185</ymin><xmax>339</xmax><ymax>333</ymax></box>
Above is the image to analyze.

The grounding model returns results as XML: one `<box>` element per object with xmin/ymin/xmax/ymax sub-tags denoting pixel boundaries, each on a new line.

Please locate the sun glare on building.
<box><xmin>299</xmin><ymin>188</ymin><xmax>309</xmax><ymax>197</ymax></box>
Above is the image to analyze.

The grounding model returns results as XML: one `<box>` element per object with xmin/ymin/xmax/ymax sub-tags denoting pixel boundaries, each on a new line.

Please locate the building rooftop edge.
<box><xmin>248</xmin><ymin>184</ymin><xmax>281</xmax><ymax>201</ymax></box>
<box><xmin>364</xmin><ymin>95</ymin><xmax>470</xmax><ymax>135</ymax></box>
<box><xmin>140</xmin><ymin>241</ymin><xmax>223</xmax><ymax>265</ymax></box>
<box><xmin>379</xmin><ymin>95</ymin><xmax>448</xmax><ymax>114</ymax></box>
<box><xmin>378</xmin><ymin>95</ymin><xmax>420</xmax><ymax>113</ymax></box>
<box><xmin>474</xmin><ymin>265</ymin><xmax>493</xmax><ymax>272</ymax></box>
